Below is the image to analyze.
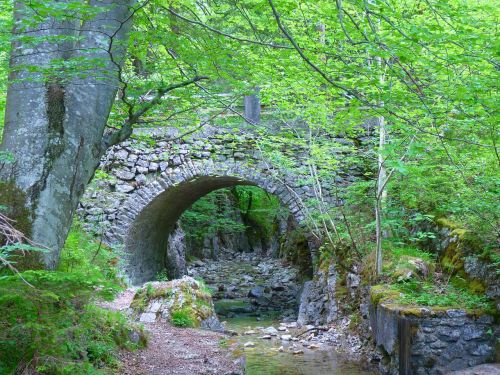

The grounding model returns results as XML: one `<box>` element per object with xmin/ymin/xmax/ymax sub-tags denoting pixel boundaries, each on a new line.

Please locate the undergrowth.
<box><xmin>394</xmin><ymin>280</ymin><xmax>493</xmax><ymax>311</ymax></box>
<box><xmin>0</xmin><ymin>223</ymin><xmax>145</xmax><ymax>374</ymax></box>
<box><xmin>171</xmin><ymin>308</ymin><xmax>196</xmax><ymax>328</ymax></box>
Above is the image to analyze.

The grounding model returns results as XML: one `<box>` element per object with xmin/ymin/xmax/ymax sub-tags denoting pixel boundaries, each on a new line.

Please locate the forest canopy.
<box><xmin>0</xmin><ymin>0</ymin><xmax>497</xmax><ymax>274</ymax></box>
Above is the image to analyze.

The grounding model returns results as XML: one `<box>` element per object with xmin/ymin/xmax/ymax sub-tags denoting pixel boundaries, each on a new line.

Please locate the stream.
<box><xmin>225</xmin><ymin>315</ymin><xmax>375</xmax><ymax>375</ymax></box>
<box><xmin>187</xmin><ymin>253</ymin><xmax>375</xmax><ymax>375</ymax></box>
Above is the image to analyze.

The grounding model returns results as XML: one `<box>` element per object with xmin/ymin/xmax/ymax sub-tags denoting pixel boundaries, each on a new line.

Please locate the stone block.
<box><xmin>115</xmin><ymin>184</ymin><xmax>135</xmax><ymax>193</ymax></box>
<box><xmin>115</xmin><ymin>169</ymin><xmax>135</xmax><ymax>180</ymax></box>
<box><xmin>139</xmin><ymin>312</ymin><xmax>156</xmax><ymax>323</ymax></box>
<box><xmin>148</xmin><ymin>301</ymin><xmax>162</xmax><ymax>313</ymax></box>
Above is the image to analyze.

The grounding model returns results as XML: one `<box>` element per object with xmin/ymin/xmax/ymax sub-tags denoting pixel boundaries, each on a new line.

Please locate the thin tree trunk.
<box><xmin>375</xmin><ymin>114</ymin><xmax>386</xmax><ymax>275</ymax></box>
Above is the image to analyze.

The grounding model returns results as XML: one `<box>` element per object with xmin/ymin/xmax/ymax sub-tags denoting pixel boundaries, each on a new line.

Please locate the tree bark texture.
<box><xmin>0</xmin><ymin>0</ymin><xmax>136</xmax><ymax>268</ymax></box>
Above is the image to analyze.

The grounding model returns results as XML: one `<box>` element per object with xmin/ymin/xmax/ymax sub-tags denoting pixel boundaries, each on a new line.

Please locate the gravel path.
<box><xmin>118</xmin><ymin>322</ymin><xmax>242</xmax><ymax>375</ymax></box>
<box><xmin>103</xmin><ymin>289</ymin><xmax>243</xmax><ymax>375</ymax></box>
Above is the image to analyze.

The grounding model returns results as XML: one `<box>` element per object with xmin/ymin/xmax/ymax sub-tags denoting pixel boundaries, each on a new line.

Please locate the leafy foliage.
<box><xmin>0</xmin><ymin>0</ymin><xmax>497</xmax><ymax>345</ymax></box>
<box><xmin>180</xmin><ymin>188</ymin><xmax>246</xmax><ymax>242</ymax></box>
<box><xmin>180</xmin><ymin>186</ymin><xmax>285</xmax><ymax>245</ymax></box>
<box><xmin>58</xmin><ymin>221</ymin><xmax>122</xmax><ymax>283</ymax></box>
<box><xmin>155</xmin><ymin>268</ymin><xmax>169</xmax><ymax>282</ymax></box>
<box><xmin>171</xmin><ymin>308</ymin><xmax>196</xmax><ymax>328</ymax></box>
<box><xmin>0</xmin><ymin>224</ymin><xmax>143</xmax><ymax>374</ymax></box>
<box><xmin>0</xmin><ymin>0</ymin><xmax>497</xmax><ymax>260</ymax></box>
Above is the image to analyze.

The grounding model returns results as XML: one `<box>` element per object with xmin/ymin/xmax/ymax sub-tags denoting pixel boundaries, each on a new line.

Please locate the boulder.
<box><xmin>200</xmin><ymin>316</ymin><xmax>225</xmax><ymax>332</ymax></box>
<box><xmin>262</xmin><ymin>326</ymin><xmax>279</xmax><ymax>335</ymax></box>
<box><xmin>248</xmin><ymin>286</ymin><xmax>265</xmax><ymax>298</ymax></box>
<box><xmin>131</xmin><ymin>276</ymin><xmax>221</xmax><ymax>330</ymax></box>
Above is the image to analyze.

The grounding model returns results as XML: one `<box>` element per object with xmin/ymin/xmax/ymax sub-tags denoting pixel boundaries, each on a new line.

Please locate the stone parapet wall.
<box><xmin>80</xmin><ymin>125</ymin><xmax>360</xmax><ymax>234</ymax></box>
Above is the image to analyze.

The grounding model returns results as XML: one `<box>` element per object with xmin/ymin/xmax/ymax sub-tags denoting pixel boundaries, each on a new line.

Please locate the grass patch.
<box><xmin>194</xmin><ymin>276</ymin><xmax>214</xmax><ymax>296</ymax></box>
<box><xmin>390</xmin><ymin>245</ymin><xmax>435</xmax><ymax>262</ymax></box>
<box><xmin>395</xmin><ymin>280</ymin><xmax>493</xmax><ymax>311</ymax></box>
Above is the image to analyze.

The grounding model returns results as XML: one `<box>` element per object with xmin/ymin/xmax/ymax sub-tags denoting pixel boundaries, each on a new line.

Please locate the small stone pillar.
<box><xmin>244</xmin><ymin>89</ymin><xmax>261</xmax><ymax>124</ymax></box>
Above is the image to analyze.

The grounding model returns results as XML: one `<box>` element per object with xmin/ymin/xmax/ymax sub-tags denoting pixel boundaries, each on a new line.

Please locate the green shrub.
<box><xmin>155</xmin><ymin>268</ymin><xmax>169</xmax><ymax>281</ymax></box>
<box><xmin>58</xmin><ymin>222</ymin><xmax>122</xmax><ymax>284</ymax></box>
<box><xmin>171</xmin><ymin>309</ymin><xmax>196</xmax><ymax>328</ymax></box>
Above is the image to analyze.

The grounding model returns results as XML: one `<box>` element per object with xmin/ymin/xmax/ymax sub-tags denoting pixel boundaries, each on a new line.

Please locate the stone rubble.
<box><xmin>187</xmin><ymin>252</ymin><xmax>300</xmax><ymax>321</ymax></box>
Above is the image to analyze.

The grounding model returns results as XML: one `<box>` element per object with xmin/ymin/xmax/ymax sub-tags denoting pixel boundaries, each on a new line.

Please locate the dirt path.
<box><xmin>118</xmin><ymin>322</ymin><xmax>242</xmax><ymax>375</ymax></box>
<box><xmin>103</xmin><ymin>289</ymin><xmax>243</xmax><ymax>375</ymax></box>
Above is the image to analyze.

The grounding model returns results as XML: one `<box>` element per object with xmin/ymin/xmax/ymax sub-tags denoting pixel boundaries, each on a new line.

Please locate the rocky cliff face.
<box><xmin>297</xmin><ymin>264</ymin><xmax>338</xmax><ymax>326</ymax></box>
<box><xmin>165</xmin><ymin>225</ymin><xmax>187</xmax><ymax>279</ymax></box>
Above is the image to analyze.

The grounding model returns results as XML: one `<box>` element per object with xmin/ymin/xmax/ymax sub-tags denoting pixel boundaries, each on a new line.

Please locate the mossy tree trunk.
<box><xmin>0</xmin><ymin>0</ymin><xmax>136</xmax><ymax>268</ymax></box>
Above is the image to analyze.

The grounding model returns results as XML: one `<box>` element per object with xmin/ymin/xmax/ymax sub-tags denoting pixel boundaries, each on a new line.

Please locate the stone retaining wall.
<box><xmin>369</xmin><ymin>303</ymin><xmax>498</xmax><ymax>375</ymax></box>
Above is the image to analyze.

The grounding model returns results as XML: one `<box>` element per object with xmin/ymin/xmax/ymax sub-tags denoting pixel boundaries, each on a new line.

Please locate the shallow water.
<box><xmin>224</xmin><ymin>315</ymin><xmax>375</xmax><ymax>375</ymax></box>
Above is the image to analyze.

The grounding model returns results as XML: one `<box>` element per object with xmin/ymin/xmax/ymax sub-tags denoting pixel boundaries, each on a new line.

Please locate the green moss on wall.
<box><xmin>370</xmin><ymin>285</ymin><xmax>401</xmax><ymax>306</ymax></box>
<box><xmin>450</xmin><ymin>275</ymin><xmax>486</xmax><ymax>294</ymax></box>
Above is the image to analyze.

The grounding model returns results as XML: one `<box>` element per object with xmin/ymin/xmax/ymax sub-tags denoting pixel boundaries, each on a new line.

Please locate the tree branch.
<box><xmin>102</xmin><ymin>75</ymin><xmax>209</xmax><ymax>148</ymax></box>
<box><xmin>165</xmin><ymin>7</ymin><xmax>292</xmax><ymax>50</ymax></box>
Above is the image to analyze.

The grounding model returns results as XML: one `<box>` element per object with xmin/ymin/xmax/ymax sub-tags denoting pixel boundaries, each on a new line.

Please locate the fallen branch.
<box><xmin>296</xmin><ymin>326</ymin><xmax>329</xmax><ymax>338</ymax></box>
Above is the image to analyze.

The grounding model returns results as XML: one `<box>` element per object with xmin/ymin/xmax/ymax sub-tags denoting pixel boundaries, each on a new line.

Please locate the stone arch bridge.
<box><xmin>80</xmin><ymin>125</ymin><xmax>366</xmax><ymax>284</ymax></box>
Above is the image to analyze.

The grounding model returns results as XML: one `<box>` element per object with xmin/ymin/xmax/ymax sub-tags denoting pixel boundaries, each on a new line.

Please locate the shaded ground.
<box><xmin>118</xmin><ymin>322</ymin><xmax>241</xmax><ymax>375</ymax></box>
<box><xmin>102</xmin><ymin>289</ymin><xmax>242</xmax><ymax>375</ymax></box>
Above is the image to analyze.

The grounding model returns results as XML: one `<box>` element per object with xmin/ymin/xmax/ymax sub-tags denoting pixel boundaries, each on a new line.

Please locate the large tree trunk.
<box><xmin>0</xmin><ymin>1</ymin><xmax>135</xmax><ymax>268</ymax></box>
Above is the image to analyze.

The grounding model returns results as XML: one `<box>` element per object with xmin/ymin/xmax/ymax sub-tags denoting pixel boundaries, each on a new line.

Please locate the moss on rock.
<box><xmin>370</xmin><ymin>285</ymin><xmax>401</xmax><ymax>306</ymax></box>
<box><xmin>131</xmin><ymin>276</ymin><xmax>217</xmax><ymax>327</ymax></box>
<box><xmin>436</xmin><ymin>217</ymin><xmax>460</xmax><ymax>230</ymax></box>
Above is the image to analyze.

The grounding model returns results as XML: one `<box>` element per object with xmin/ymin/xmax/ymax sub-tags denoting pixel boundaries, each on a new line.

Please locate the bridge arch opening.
<box><xmin>117</xmin><ymin>173</ymin><xmax>312</xmax><ymax>285</ymax></box>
